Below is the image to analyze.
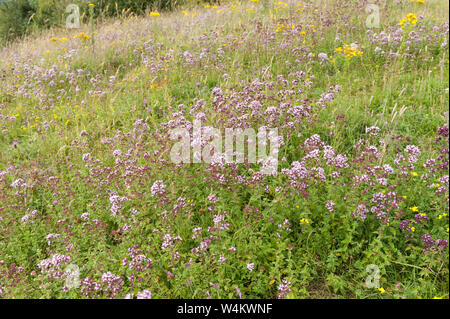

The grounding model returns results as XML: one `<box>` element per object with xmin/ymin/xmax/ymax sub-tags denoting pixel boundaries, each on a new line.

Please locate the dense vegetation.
<box><xmin>0</xmin><ymin>0</ymin><xmax>448</xmax><ymax>299</ymax></box>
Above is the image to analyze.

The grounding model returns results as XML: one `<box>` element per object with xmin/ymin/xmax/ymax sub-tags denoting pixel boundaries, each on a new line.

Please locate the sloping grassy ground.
<box><xmin>0</xmin><ymin>0</ymin><xmax>448</xmax><ymax>299</ymax></box>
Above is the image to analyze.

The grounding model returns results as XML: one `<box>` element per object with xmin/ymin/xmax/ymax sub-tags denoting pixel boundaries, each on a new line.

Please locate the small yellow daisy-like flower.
<box><xmin>89</xmin><ymin>3</ymin><xmax>95</xmax><ymax>7</ymax></box>
<box><xmin>378</xmin><ymin>287</ymin><xmax>386</xmax><ymax>294</ymax></box>
<box><xmin>406</xmin><ymin>13</ymin><xmax>418</xmax><ymax>24</ymax></box>
<box><xmin>150</xmin><ymin>12</ymin><xmax>160</xmax><ymax>17</ymax></box>
<box><xmin>411</xmin><ymin>227</ymin><xmax>415</xmax><ymax>232</ymax></box>
<box><xmin>412</xmin><ymin>171</ymin><xmax>418</xmax><ymax>177</ymax></box>
<box><xmin>410</xmin><ymin>206</ymin><xmax>419</xmax><ymax>212</ymax></box>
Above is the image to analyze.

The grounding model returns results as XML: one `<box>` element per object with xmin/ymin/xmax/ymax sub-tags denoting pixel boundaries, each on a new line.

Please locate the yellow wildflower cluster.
<box><xmin>274</xmin><ymin>1</ymin><xmax>288</xmax><ymax>7</ymax></box>
<box><xmin>50</xmin><ymin>37</ymin><xmax>68</xmax><ymax>43</ymax></box>
<box><xmin>299</xmin><ymin>218</ymin><xmax>310</xmax><ymax>224</ymax></box>
<box><xmin>399</xmin><ymin>13</ymin><xmax>418</xmax><ymax>27</ymax></box>
<box><xmin>203</xmin><ymin>4</ymin><xmax>220</xmax><ymax>9</ymax></box>
<box><xmin>438</xmin><ymin>213</ymin><xmax>448</xmax><ymax>220</ymax></box>
<box><xmin>411</xmin><ymin>0</ymin><xmax>424</xmax><ymax>4</ymax></box>
<box><xmin>335</xmin><ymin>44</ymin><xmax>363</xmax><ymax>59</ymax></box>
<box><xmin>295</xmin><ymin>3</ymin><xmax>304</xmax><ymax>13</ymax></box>
<box><xmin>150</xmin><ymin>83</ymin><xmax>163</xmax><ymax>89</ymax></box>
<box><xmin>73</xmin><ymin>32</ymin><xmax>91</xmax><ymax>40</ymax></box>
<box><xmin>275</xmin><ymin>24</ymin><xmax>294</xmax><ymax>33</ymax></box>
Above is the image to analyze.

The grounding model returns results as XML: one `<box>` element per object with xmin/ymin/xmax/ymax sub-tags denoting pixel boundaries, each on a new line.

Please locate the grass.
<box><xmin>0</xmin><ymin>0</ymin><xmax>448</xmax><ymax>299</ymax></box>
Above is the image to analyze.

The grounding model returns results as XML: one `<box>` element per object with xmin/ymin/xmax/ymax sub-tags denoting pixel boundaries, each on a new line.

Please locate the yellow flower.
<box><xmin>88</xmin><ymin>3</ymin><xmax>95</xmax><ymax>7</ymax></box>
<box><xmin>150</xmin><ymin>12</ymin><xmax>160</xmax><ymax>17</ymax></box>
<box><xmin>410</xmin><ymin>206</ymin><xmax>419</xmax><ymax>212</ymax></box>
<box><xmin>378</xmin><ymin>287</ymin><xmax>386</xmax><ymax>294</ymax></box>
<box><xmin>406</xmin><ymin>13</ymin><xmax>418</xmax><ymax>24</ymax></box>
<box><xmin>411</xmin><ymin>227</ymin><xmax>415</xmax><ymax>232</ymax></box>
<box><xmin>74</xmin><ymin>32</ymin><xmax>91</xmax><ymax>40</ymax></box>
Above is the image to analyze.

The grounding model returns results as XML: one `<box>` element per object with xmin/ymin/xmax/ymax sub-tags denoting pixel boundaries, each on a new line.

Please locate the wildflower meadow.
<box><xmin>0</xmin><ymin>0</ymin><xmax>448</xmax><ymax>300</ymax></box>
